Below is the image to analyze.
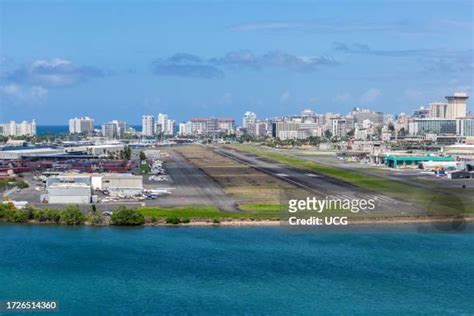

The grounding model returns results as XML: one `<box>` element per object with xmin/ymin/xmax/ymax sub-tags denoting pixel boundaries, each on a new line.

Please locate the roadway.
<box><xmin>212</xmin><ymin>146</ymin><xmax>424</xmax><ymax>215</ymax></box>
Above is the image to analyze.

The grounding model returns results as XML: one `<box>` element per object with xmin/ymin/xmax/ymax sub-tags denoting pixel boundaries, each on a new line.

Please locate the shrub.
<box><xmin>87</xmin><ymin>207</ymin><xmax>103</xmax><ymax>226</ymax></box>
<box><xmin>212</xmin><ymin>218</ymin><xmax>221</xmax><ymax>224</ymax></box>
<box><xmin>0</xmin><ymin>204</ymin><xmax>10</xmax><ymax>219</ymax></box>
<box><xmin>24</xmin><ymin>206</ymin><xmax>35</xmax><ymax>220</ymax></box>
<box><xmin>6</xmin><ymin>210</ymin><xmax>27</xmax><ymax>223</ymax></box>
<box><xmin>111</xmin><ymin>207</ymin><xmax>145</xmax><ymax>226</ymax></box>
<box><xmin>33</xmin><ymin>209</ymin><xmax>49</xmax><ymax>222</ymax></box>
<box><xmin>60</xmin><ymin>205</ymin><xmax>85</xmax><ymax>225</ymax></box>
<box><xmin>151</xmin><ymin>216</ymin><xmax>157</xmax><ymax>223</ymax></box>
<box><xmin>181</xmin><ymin>218</ymin><xmax>190</xmax><ymax>224</ymax></box>
<box><xmin>165</xmin><ymin>217</ymin><xmax>180</xmax><ymax>225</ymax></box>
<box><xmin>87</xmin><ymin>212</ymin><xmax>103</xmax><ymax>225</ymax></box>
<box><xmin>46</xmin><ymin>209</ymin><xmax>61</xmax><ymax>223</ymax></box>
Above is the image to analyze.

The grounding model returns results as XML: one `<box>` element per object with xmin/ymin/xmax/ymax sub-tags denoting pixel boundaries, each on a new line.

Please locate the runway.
<box><xmin>212</xmin><ymin>146</ymin><xmax>424</xmax><ymax>215</ymax></box>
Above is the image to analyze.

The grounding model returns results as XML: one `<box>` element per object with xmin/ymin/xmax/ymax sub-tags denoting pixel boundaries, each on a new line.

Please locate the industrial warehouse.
<box><xmin>42</xmin><ymin>173</ymin><xmax>144</xmax><ymax>204</ymax></box>
<box><xmin>1</xmin><ymin>140</ymin><xmax>173</xmax><ymax>208</ymax></box>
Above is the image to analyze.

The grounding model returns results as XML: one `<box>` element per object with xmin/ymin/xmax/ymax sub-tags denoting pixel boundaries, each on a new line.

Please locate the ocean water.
<box><xmin>36</xmin><ymin>126</ymin><xmax>69</xmax><ymax>135</ymax></box>
<box><xmin>1</xmin><ymin>225</ymin><xmax>473</xmax><ymax>315</ymax></box>
<box><xmin>36</xmin><ymin>125</ymin><xmax>142</xmax><ymax>135</ymax></box>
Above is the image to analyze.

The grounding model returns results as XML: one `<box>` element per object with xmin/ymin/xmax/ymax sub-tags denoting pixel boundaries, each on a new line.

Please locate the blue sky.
<box><xmin>0</xmin><ymin>0</ymin><xmax>473</xmax><ymax>124</ymax></box>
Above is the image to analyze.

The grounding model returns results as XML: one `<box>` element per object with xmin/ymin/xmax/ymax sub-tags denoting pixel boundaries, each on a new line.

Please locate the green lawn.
<box><xmin>138</xmin><ymin>206</ymin><xmax>280</xmax><ymax>219</ymax></box>
<box><xmin>231</xmin><ymin>144</ymin><xmax>472</xmax><ymax>214</ymax></box>
<box><xmin>238</xmin><ymin>204</ymin><xmax>281</xmax><ymax>212</ymax></box>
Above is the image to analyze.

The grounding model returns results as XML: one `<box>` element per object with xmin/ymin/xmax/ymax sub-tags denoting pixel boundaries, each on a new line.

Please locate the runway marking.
<box><xmin>306</xmin><ymin>173</ymin><xmax>320</xmax><ymax>177</ymax></box>
<box><xmin>275</xmin><ymin>173</ymin><xmax>288</xmax><ymax>177</ymax></box>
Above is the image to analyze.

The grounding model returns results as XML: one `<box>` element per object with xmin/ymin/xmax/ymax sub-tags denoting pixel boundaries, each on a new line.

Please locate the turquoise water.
<box><xmin>1</xmin><ymin>224</ymin><xmax>473</xmax><ymax>315</ymax></box>
<box><xmin>36</xmin><ymin>125</ymin><xmax>142</xmax><ymax>135</ymax></box>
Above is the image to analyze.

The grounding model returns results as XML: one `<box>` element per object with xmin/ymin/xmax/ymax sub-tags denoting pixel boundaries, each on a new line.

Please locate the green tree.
<box><xmin>388</xmin><ymin>123</ymin><xmax>395</xmax><ymax>132</ymax></box>
<box><xmin>46</xmin><ymin>209</ymin><xmax>62</xmax><ymax>223</ymax></box>
<box><xmin>165</xmin><ymin>216</ymin><xmax>180</xmax><ymax>224</ymax></box>
<box><xmin>6</xmin><ymin>210</ymin><xmax>27</xmax><ymax>223</ymax></box>
<box><xmin>111</xmin><ymin>207</ymin><xmax>145</xmax><ymax>226</ymax></box>
<box><xmin>60</xmin><ymin>205</ymin><xmax>85</xmax><ymax>225</ymax></box>
<box><xmin>124</xmin><ymin>146</ymin><xmax>132</xmax><ymax>160</ymax></box>
<box><xmin>15</xmin><ymin>180</ymin><xmax>29</xmax><ymax>189</ymax></box>
<box><xmin>33</xmin><ymin>209</ymin><xmax>49</xmax><ymax>222</ymax></box>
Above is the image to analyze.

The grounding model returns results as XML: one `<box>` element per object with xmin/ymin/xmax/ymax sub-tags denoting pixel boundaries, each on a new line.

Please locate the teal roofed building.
<box><xmin>384</xmin><ymin>155</ymin><xmax>455</xmax><ymax>168</ymax></box>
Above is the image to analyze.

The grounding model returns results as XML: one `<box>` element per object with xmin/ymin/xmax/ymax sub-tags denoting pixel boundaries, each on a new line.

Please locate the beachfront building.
<box><xmin>0</xmin><ymin>120</ymin><xmax>37</xmax><ymax>137</ymax></box>
<box><xmin>69</xmin><ymin>117</ymin><xmax>94</xmax><ymax>135</ymax></box>
<box><xmin>142</xmin><ymin>115</ymin><xmax>155</xmax><ymax>137</ymax></box>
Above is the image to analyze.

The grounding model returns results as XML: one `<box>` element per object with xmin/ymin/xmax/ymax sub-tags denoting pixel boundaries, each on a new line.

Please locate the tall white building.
<box><xmin>331</xmin><ymin>117</ymin><xmax>347</xmax><ymax>138</ymax></box>
<box><xmin>101</xmin><ymin>123</ymin><xmax>118</xmax><ymax>139</ymax></box>
<box><xmin>0</xmin><ymin>120</ymin><xmax>36</xmax><ymax>137</ymax></box>
<box><xmin>157</xmin><ymin>113</ymin><xmax>168</xmax><ymax>134</ymax></box>
<box><xmin>242</xmin><ymin>111</ymin><xmax>257</xmax><ymax>129</ymax></box>
<box><xmin>156</xmin><ymin>113</ymin><xmax>175</xmax><ymax>135</ymax></box>
<box><xmin>110</xmin><ymin>120</ymin><xmax>129</xmax><ymax>137</ymax></box>
<box><xmin>445</xmin><ymin>92</ymin><xmax>468</xmax><ymax>119</ymax></box>
<box><xmin>142</xmin><ymin>115</ymin><xmax>155</xmax><ymax>136</ymax></box>
<box><xmin>69</xmin><ymin>117</ymin><xmax>94</xmax><ymax>134</ymax></box>
<box><xmin>430</xmin><ymin>102</ymin><xmax>448</xmax><ymax>118</ymax></box>
<box><xmin>179</xmin><ymin>122</ymin><xmax>193</xmax><ymax>136</ymax></box>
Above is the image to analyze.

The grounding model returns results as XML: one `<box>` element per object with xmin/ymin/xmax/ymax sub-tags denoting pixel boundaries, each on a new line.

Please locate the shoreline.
<box><xmin>3</xmin><ymin>214</ymin><xmax>473</xmax><ymax>227</ymax></box>
<box><xmin>145</xmin><ymin>215</ymin><xmax>474</xmax><ymax>227</ymax></box>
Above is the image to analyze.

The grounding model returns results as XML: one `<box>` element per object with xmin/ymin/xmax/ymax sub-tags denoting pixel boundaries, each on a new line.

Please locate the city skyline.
<box><xmin>2</xmin><ymin>90</ymin><xmax>470</xmax><ymax>127</ymax></box>
<box><xmin>1</xmin><ymin>0</ymin><xmax>473</xmax><ymax>124</ymax></box>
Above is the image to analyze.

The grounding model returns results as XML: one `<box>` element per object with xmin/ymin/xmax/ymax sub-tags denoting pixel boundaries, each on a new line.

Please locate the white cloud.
<box><xmin>360</xmin><ymin>88</ymin><xmax>381</xmax><ymax>103</ymax></box>
<box><xmin>5</xmin><ymin>58</ymin><xmax>104</xmax><ymax>87</ymax></box>
<box><xmin>0</xmin><ymin>84</ymin><xmax>48</xmax><ymax>102</ymax></box>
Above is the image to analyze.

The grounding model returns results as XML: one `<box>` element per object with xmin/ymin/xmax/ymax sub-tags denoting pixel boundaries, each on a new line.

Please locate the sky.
<box><xmin>0</xmin><ymin>0</ymin><xmax>473</xmax><ymax>125</ymax></box>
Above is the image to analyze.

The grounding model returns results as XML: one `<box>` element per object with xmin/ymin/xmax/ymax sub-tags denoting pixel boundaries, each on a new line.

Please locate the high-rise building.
<box><xmin>0</xmin><ymin>120</ymin><xmax>36</xmax><ymax>136</ymax></box>
<box><xmin>189</xmin><ymin>117</ymin><xmax>234</xmax><ymax>136</ymax></box>
<box><xmin>179</xmin><ymin>122</ymin><xmax>193</xmax><ymax>136</ymax></box>
<box><xmin>142</xmin><ymin>115</ymin><xmax>155</xmax><ymax>136</ymax></box>
<box><xmin>157</xmin><ymin>113</ymin><xmax>168</xmax><ymax>135</ymax></box>
<box><xmin>331</xmin><ymin>117</ymin><xmax>347</xmax><ymax>138</ymax></box>
<box><xmin>190</xmin><ymin>118</ymin><xmax>208</xmax><ymax>135</ymax></box>
<box><xmin>242</xmin><ymin>111</ymin><xmax>257</xmax><ymax>129</ymax></box>
<box><xmin>168</xmin><ymin>119</ymin><xmax>176</xmax><ymax>135</ymax></box>
<box><xmin>217</xmin><ymin>118</ymin><xmax>235</xmax><ymax>134</ymax></box>
<box><xmin>109</xmin><ymin>120</ymin><xmax>128</xmax><ymax>137</ymax></box>
<box><xmin>352</xmin><ymin>108</ymin><xmax>384</xmax><ymax>125</ymax></box>
<box><xmin>101</xmin><ymin>123</ymin><xmax>118</xmax><ymax>139</ymax></box>
<box><xmin>445</xmin><ymin>92</ymin><xmax>468</xmax><ymax>119</ymax></box>
<box><xmin>69</xmin><ymin>117</ymin><xmax>94</xmax><ymax>135</ymax></box>
<box><xmin>413</xmin><ymin>106</ymin><xmax>431</xmax><ymax>118</ymax></box>
<box><xmin>156</xmin><ymin>113</ymin><xmax>175</xmax><ymax>135</ymax></box>
<box><xmin>255</xmin><ymin>121</ymin><xmax>268</xmax><ymax>137</ymax></box>
<box><xmin>272</xmin><ymin>121</ymin><xmax>299</xmax><ymax>140</ymax></box>
<box><xmin>430</xmin><ymin>102</ymin><xmax>448</xmax><ymax>118</ymax></box>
